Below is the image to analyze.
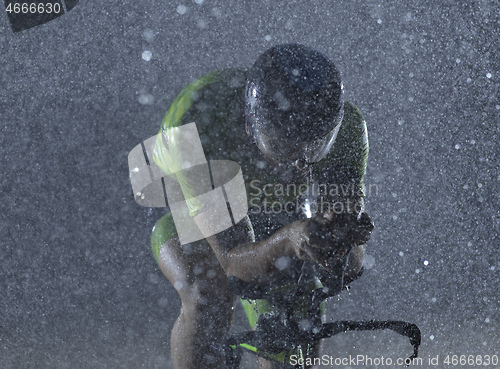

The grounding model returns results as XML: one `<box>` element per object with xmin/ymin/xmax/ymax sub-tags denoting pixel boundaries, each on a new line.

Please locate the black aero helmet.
<box><xmin>245</xmin><ymin>44</ymin><xmax>344</xmax><ymax>164</ymax></box>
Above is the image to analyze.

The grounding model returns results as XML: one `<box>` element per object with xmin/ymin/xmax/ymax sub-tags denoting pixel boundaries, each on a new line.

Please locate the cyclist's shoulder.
<box><xmin>192</xmin><ymin>68</ymin><xmax>247</xmax><ymax>105</ymax></box>
<box><xmin>179</xmin><ymin>68</ymin><xmax>247</xmax><ymax>100</ymax></box>
<box><xmin>312</xmin><ymin>100</ymin><xmax>369</xmax><ymax>189</ymax></box>
<box><xmin>336</xmin><ymin>100</ymin><xmax>368</xmax><ymax>149</ymax></box>
<box><xmin>161</xmin><ymin>68</ymin><xmax>247</xmax><ymax>131</ymax></box>
<box><xmin>342</xmin><ymin>101</ymin><xmax>367</xmax><ymax>132</ymax></box>
<box><xmin>313</xmin><ymin>100</ymin><xmax>367</xmax><ymax>163</ymax></box>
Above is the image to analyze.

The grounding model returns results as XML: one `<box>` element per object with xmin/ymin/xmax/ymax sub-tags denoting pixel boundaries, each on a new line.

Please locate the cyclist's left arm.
<box><xmin>312</xmin><ymin>101</ymin><xmax>371</xmax><ymax>279</ymax></box>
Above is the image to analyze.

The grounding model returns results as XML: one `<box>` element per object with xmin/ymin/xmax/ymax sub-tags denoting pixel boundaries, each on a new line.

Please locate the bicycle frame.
<box><xmin>215</xmin><ymin>258</ymin><xmax>421</xmax><ymax>369</ymax></box>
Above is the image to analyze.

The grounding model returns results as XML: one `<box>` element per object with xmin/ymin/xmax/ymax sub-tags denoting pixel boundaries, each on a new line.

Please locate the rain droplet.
<box><xmin>486</xmin><ymin>72</ymin><xmax>492</xmax><ymax>79</ymax></box>
<box><xmin>429</xmin><ymin>335</ymin><xmax>435</xmax><ymax>340</ymax></box>
<box><xmin>264</xmin><ymin>35</ymin><xmax>272</xmax><ymax>42</ymax></box>
<box><xmin>193</xmin><ymin>265</ymin><xmax>203</xmax><ymax>275</ymax></box>
<box><xmin>298</xmin><ymin>319</ymin><xmax>312</xmax><ymax>331</ymax></box>
<box><xmin>142</xmin><ymin>50</ymin><xmax>152</xmax><ymax>61</ymax></box>
<box><xmin>158</xmin><ymin>297</ymin><xmax>169</xmax><ymax>307</ymax></box>
<box><xmin>423</xmin><ymin>260</ymin><xmax>429</xmax><ymax>266</ymax></box>
<box><xmin>212</xmin><ymin>7</ymin><xmax>221</xmax><ymax>17</ymax></box>
<box><xmin>138</xmin><ymin>93</ymin><xmax>154</xmax><ymax>105</ymax></box>
<box><xmin>363</xmin><ymin>254</ymin><xmax>376</xmax><ymax>269</ymax></box>
<box><xmin>148</xmin><ymin>273</ymin><xmax>159</xmax><ymax>284</ymax></box>
<box><xmin>197</xmin><ymin>19</ymin><xmax>207</xmax><ymax>29</ymax></box>
<box><xmin>275</xmin><ymin>256</ymin><xmax>291</xmax><ymax>271</ymax></box>
<box><xmin>142</xmin><ymin>29</ymin><xmax>154</xmax><ymax>42</ymax></box>
<box><xmin>206</xmin><ymin>269</ymin><xmax>216</xmax><ymax>279</ymax></box>
<box><xmin>177</xmin><ymin>5</ymin><xmax>187</xmax><ymax>14</ymax></box>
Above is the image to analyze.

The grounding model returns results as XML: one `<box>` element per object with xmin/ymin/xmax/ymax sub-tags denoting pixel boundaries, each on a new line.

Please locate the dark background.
<box><xmin>1</xmin><ymin>1</ymin><xmax>498</xmax><ymax>368</ymax></box>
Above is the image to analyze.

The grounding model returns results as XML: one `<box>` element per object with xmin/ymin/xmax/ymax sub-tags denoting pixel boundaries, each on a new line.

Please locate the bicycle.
<box><xmin>211</xmin><ymin>214</ymin><xmax>421</xmax><ymax>369</ymax></box>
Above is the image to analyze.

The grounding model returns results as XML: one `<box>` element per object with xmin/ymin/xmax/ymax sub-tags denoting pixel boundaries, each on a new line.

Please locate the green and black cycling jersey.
<box><xmin>151</xmin><ymin>69</ymin><xmax>368</xmax><ymax>263</ymax></box>
<box><xmin>150</xmin><ymin>68</ymin><xmax>368</xmax><ymax>342</ymax></box>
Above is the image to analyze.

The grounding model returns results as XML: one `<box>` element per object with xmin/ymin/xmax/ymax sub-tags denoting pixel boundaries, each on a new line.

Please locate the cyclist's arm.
<box><xmin>193</xmin><ymin>214</ymin><xmax>316</xmax><ymax>285</ymax></box>
<box><xmin>311</xmin><ymin>101</ymin><xmax>371</xmax><ymax>280</ymax></box>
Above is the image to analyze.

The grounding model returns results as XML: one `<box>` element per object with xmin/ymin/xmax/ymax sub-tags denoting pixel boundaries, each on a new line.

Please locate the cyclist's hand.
<box><xmin>326</xmin><ymin>211</ymin><xmax>374</xmax><ymax>246</ymax></box>
<box><xmin>289</xmin><ymin>212</ymin><xmax>374</xmax><ymax>272</ymax></box>
<box><xmin>287</xmin><ymin>217</ymin><xmax>347</xmax><ymax>266</ymax></box>
<box><xmin>355</xmin><ymin>212</ymin><xmax>374</xmax><ymax>244</ymax></box>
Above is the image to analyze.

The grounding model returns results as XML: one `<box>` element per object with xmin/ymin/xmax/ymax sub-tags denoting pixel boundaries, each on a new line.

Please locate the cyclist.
<box><xmin>150</xmin><ymin>44</ymin><xmax>372</xmax><ymax>369</ymax></box>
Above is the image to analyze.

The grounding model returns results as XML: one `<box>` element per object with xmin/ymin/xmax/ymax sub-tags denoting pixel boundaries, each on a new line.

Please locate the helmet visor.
<box><xmin>255</xmin><ymin>119</ymin><xmax>342</xmax><ymax>164</ymax></box>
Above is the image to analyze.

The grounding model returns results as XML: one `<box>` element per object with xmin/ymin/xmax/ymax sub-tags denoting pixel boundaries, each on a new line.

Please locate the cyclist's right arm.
<box><xmin>151</xmin><ymin>211</ymin><xmax>336</xmax><ymax>286</ymax></box>
<box><xmin>192</xmin><ymin>214</ymin><xmax>332</xmax><ymax>285</ymax></box>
